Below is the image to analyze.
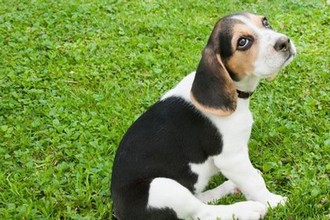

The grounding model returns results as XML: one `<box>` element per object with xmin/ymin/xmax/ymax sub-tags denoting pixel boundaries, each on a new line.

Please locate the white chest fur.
<box><xmin>162</xmin><ymin>72</ymin><xmax>254</xmax><ymax>194</ymax></box>
<box><xmin>189</xmin><ymin>99</ymin><xmax>253</xmax><ymax>193</ymax></box>
<box><xmin>208</xmin><ymin>99</ymin><xmax>253</xmax><ymax>154</ymax></box>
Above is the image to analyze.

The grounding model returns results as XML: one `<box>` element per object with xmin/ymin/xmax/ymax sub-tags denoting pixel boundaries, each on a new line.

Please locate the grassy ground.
<box><xmin>0</xmin><ymin>0</ymin><xmax>329</xmax><ymax>219</ymax></box>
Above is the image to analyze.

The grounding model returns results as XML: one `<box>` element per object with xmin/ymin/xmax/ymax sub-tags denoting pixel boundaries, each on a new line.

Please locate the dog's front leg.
<box><xmin>213</xmin><ymin>150</ymin><xmax>286</xmax><ymax>208</ymax></box>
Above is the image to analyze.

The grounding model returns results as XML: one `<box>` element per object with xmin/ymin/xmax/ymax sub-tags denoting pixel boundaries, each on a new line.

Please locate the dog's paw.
<box><xmin>262</xmin><ymin>193</ymin><xmax>287</xmax><ymax>208</ymax></box>
<box><xmin>231</xmin><ymin>201</ymin><xmax>267</xmax><ymax>220</ymax></box>
<box><xmin>196</xmin><ymin>180</ymin><xmax>241</xmax><ymax>204</ymax></box>
<box><xmin>198</xmin><ymin>201</ymin><xmax>267</xmax><ymax>220</ymax></box>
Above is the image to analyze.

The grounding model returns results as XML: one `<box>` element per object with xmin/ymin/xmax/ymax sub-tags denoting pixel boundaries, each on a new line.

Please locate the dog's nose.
<box><xmin>274</xmin><ymin>37</ymin><xmax>291</xmax><ymax>52</ymax></box>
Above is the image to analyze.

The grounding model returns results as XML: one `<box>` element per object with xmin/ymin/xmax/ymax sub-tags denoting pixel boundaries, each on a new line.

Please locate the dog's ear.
<box><xmin>190</xmin><ymin>45</ymin><xmax>237</xmax><ymax>116</ymax></box>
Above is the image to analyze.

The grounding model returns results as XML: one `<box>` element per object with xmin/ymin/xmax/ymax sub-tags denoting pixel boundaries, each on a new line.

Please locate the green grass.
<box><xmin>0</xmin><ymin>0</ymin><xmax>329</xmax><ymax>219</ymax></box>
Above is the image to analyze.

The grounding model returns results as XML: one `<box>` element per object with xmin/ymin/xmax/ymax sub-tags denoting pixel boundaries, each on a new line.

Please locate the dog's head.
<box><xmin>191</xmin><ymin>13</ymin><xmax>296</xmax><ymax>116</ymax></box>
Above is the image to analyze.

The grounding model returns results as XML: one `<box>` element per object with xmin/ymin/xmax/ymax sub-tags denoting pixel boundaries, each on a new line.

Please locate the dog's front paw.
<box><xmin>231</xmin><ymin>201</ymin><xmax>267</xmax><ymax>220</ymax></box>
<box><xmin>262</xmin><ymin>193</ymin><xmax>287</xmax><ymax>208</ymax></box>
<box><xmin>200</xmin><ymin>201</ymin><xmax>267</xmax><ymax>220</ymax></box>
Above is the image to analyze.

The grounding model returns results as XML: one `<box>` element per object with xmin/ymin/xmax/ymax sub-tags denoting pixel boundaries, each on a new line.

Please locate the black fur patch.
<box><xmin>219</xmin><ymin>23</ymin><xmax>234</xmax><ymax>59</ymax></box>
<box><xmin>111</xmin><ymin>97</ymin><xmax>223</xmax><ymax>219</ymax></box>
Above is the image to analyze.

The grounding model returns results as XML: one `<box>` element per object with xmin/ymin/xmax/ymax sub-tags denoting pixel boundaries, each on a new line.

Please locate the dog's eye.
<box><xmin>262</xmin><ymin>17</ymin><xmax>272</xmax><ymax>29</ymax></box>
<box><xmin>237</xmin><ymin>37</ymin><xmax>252</xmax><ymax>50</ymax></box>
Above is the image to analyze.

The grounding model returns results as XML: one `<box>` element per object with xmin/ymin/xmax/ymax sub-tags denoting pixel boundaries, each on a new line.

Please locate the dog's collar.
<box><xmin>237</xmin><ymin>90</ymin><xmax>253</xmax><ymax>99</ymax></box>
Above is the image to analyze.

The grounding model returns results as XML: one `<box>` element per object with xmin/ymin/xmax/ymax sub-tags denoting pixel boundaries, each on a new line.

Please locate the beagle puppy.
<box><xmin>111</xmin><ymin>13</ymin><xmax>296</xmax><ymax>220</ymax></box>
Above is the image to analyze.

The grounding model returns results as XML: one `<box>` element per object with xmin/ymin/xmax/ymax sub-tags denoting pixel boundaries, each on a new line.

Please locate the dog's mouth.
<box><xmin>280</xmin><ymin>51</ymin><xmax>296</xmax><ymax>70</ymax></box>
<box><xmin>267</xmin><ymin>72</ymin><xmax>277</xmax><ymax>80</ymax></box>
<box><xmin>284</xmin><ymin>50</ymin><xmax>296</xmax><ymax>63</ymax></box>
<box><xmin>285</xmin><ymin>43</ymin><xmax>297</xmax><ymax>62</ymax></box>
<box><xmin>267</xmin><ymin>50</ymin><xmax>296</xmax><ymax>80</ymax></box>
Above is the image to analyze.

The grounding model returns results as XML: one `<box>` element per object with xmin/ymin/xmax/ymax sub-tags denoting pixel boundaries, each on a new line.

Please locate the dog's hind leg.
<box><xmin>148</xmin><ymin>177</ymin><xmax>267</xmax><ymax>220</ymax></box>
<box><xmin>196</xmin><ymin>180</ymin><xmax>240</xmax><ymax>204</ymax></box>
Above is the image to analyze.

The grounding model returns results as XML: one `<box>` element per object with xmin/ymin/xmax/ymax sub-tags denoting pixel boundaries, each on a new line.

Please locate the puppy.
<box><xmin>111</xmin><ymin>12</ymin><xmax>296</xmax><ymax>220</ymax></box>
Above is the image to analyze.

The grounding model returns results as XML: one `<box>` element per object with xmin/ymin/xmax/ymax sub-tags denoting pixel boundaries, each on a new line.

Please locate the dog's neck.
<box><xmin>234</xmin><ymin>74</ymin><xmax>261</xmax><ymax>94</ymax></box>
<box><xmin>236</xmin><ymin>90</ymin><xmax>253</xmax><ymax>99</ymax></box>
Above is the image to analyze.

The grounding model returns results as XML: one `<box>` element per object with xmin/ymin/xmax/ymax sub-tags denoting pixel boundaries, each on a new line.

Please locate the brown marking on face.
<box><xmin>223</xmin><ymin>22</ymin><xmax>259</xmax><ymax>79</ymax></box>
<box><xmin>246</xmin><ymin>13</ymin><xmax>265</xmax><ymax>28</ymax></box>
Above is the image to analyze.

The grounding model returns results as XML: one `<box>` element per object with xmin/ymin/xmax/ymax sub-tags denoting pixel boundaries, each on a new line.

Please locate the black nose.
<box><xmin>274</xmin><ymin>37</ymin><xmax>291</xmax><ymax>52</ymax></box>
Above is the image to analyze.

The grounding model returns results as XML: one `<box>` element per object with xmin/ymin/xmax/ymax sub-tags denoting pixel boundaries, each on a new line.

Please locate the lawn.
<box><xmin>0</xmin><ymin>0</ymin><xmax>329</xmax><ymax>219</ymax></box>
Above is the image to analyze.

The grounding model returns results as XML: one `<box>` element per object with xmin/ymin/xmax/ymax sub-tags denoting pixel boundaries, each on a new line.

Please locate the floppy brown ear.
<box><xmin>190</xmin><ymin>47</ymin><xmax>237</xmax><ymax>116</ymax></box>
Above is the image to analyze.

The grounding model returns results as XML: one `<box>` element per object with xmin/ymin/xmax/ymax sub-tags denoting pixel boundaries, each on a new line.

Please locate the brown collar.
<box><xmin>237</xmin><ymin>90</ymin><xmax>253</xmax><ymax>99</ymax></box>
